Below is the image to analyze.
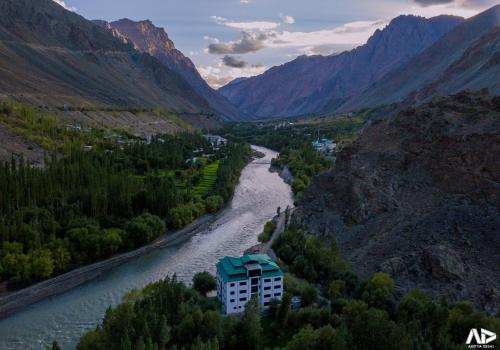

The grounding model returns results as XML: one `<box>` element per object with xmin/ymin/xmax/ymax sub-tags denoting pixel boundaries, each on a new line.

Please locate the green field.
<box><xmin>193</xmin><ymin>160</ymin><xmax>219</xmax><ymax>196</ymax></box>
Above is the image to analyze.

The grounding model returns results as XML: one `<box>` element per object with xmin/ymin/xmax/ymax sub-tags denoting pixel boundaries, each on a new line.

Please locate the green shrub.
<box><xmin>258</xmin><ymin>220</ymin><xmax>277</xmax><ymax>242</ymax></box>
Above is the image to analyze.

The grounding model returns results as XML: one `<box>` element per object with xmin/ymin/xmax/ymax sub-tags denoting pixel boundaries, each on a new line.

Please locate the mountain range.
<box><xmin>220</xmin><ymin>6</ymin><xmax>500</xmax><ymax>118</ymax></box>
<box><xmin>93</xmin><ymin>18</ymin><xmax>246</xmax><ymax>121</ymax></box>
<box><xmin>341</xmin><ymin>5</ymin><xmax>500</xmax><ymax>112</ymax></box>
<box><xmin>0</xmin><ymin>0</ymin><xmax>242</xmax><ymax>124</ymax></box>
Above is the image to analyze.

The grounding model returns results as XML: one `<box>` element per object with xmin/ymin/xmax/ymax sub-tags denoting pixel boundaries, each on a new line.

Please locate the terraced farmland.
<box><xmin>194</xmin><ymin>160</ymin><xmax>219</xmax><ymax>196</ymax></box>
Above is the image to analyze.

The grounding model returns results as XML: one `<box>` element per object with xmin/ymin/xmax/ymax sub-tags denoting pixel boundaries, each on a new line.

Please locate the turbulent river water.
<box><xmin>0</xmin><ymin>146</ymin><xmax>293</xmax><ymax>350</ymax></box>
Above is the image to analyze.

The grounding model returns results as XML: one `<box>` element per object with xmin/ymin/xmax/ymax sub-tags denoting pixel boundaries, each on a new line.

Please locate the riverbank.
<box><xmin>269</xmin><ymin>164</ymin><xmax>294</xmax><ymax>184</ymax></box>
<box><xmin>0</xmin><ymin>213</ymin><xmax>221</xmax><ymax>319</ymax></box>
<box><xmin>0</xmin><ymin>143</ymin><xmax>256</xmax><ymax>319</ymax></box>
<box><xmin>244</xmin><ymin>206</ymin><xmax>294</xmax><ymax>260</ymax></box>
<box><xmin>0</xmin><ymin>145</ymin><xmax>293</xmax><ymax>350</ymax></box>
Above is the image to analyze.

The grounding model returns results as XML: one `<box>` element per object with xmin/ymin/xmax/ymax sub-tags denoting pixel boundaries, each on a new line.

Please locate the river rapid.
<box><xmin>0</xmin><ymin>146</ymin><xmax>293</xmax><ymax>350</ymax></box>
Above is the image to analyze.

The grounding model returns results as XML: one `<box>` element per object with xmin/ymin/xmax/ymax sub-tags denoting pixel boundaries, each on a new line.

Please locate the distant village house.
<box><xmin>312</xmin><ymin>138</ymin><xmax>337</xmax><ymax>154</ymax></box>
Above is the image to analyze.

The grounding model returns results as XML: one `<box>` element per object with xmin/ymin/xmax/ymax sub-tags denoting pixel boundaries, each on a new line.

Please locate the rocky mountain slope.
<box><xmin>340</xmin><ymin>5</ymin><xmax>500</xmax><ymax>112</ymax></box>
<box><xmin>293</xmin><ymin>92</ymin><xmax>500</xmax><ymax>313</ymax></box>
<box><xmin>0</xmin><ymin>0</ymin><xmax>217</xmax><ymax>122</ymax></box>
<box><xmin>219</xmin><ymin>15</ymin><xmax>464</xmax><ymax>118</ymax></box>
<box><xmin>95</xmin><ymin>19</ymin><xmax>247</xmax><ymax>121</ymax></box>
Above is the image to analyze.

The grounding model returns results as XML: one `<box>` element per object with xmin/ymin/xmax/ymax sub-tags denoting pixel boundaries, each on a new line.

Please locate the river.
<box><xmin>0</xmin><ymin>146</ymin><xmax>293</xmax><ymax>350</ymax></box>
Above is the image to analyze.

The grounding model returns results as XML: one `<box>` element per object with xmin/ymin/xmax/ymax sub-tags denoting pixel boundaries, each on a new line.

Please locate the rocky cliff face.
<box><xmin>96</xmin><ymin>19</ymin><xmax>247</xmax><ymax>121</ymax></box>
<box><xmin>219</xmin><ymin>15</ymin><xmax>464</xmax><ymax>118</ymax></box>
<box><xmin>293</xmin><ymin>92</ymin><xmax>500</xmax><ymax>313</ymax></box>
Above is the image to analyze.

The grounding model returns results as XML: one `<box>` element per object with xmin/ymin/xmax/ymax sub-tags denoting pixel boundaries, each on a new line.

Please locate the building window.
<box><xmin>239</xmin><ymin>281</ymin><xmax>247</xmax><ymax>286</ymax></box>
<box><xmin>274</xmin><ymin>277</ymin><xmax>281</xmax><ymax>281</ymax></box>
<box><xmin>230</xmin><ymin>283</ymin><xmax>235</xmax><ymax>287</ymax></box>
<box><xmin>239</xmin><ymin>297</ymin><xmax>247</xmax><ymax>302</ymax></box>
<box><xmin>251</xmin><ymin>286</ymin><xmax>258</xmax><ymax>293</ymax></box>
<box><xmin>251</xmin><ymin>277</ymin><xmax>259</xmax><ymax>285</ymax></box>
<box><xmin>264</xmin><ymin>286</ymin><xmax>271</xmax><ymax>290</ymax></box>
<box><xmin>274</xmin><ymin>293</ymin><xmax>281</xmax><ymax>297</ymax></box>
<box><xmin>264</xmin><ymin>278</ymin><xmax>271</xmax><ymax>283</ymax></box>
<box><xmin>230</xmin><ymin>299</ymin><xmax>235</xmax><ymax>303</ymax></box>
<box><xmin>230</xmin><ymin>291</ymin><xmax>235</xmax><ymax>295</ymax></box>
<box><xmin>240</xmin><ymin>290</ymin><xmax>247</xmax><ymax>294</ymax></box>
<box><xmin>264</xmin><ymin>294</ymin><xmax>271</xmax><ymax>298</ymax></box>
<box><xmin>274</xmin><ymin>285</ymin><xmax>281</xmax><ymax>289</ymax></box>
<box><xmin>264</xmin><ymin>302</ymin><xmax>270</xmax><ymax>306</ymax></box>
<box><xmin>248</xmin><ymin>269</ymin><xmax>261</xmax><ymax>277</ymax></box>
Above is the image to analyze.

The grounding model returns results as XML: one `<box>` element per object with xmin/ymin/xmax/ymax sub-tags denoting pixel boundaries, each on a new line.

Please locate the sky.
<box><xmin>55</xmin><ymin>0</ymin><xmax>497</xmax><ymax>88</ymax></box>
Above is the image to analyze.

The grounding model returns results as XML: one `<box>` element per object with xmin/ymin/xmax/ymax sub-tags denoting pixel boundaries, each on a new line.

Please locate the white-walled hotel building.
<box><xmin>216</xmin><ymin>254</ymin><xmax>284</xmax><ymax>314</ymax></box>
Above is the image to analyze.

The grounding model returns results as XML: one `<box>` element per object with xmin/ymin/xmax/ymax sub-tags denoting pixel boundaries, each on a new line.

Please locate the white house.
<box><xmin>203</xmin><ymin>134</ymin><xmax>228</xmax><ymax>148</ymax></box>
<box><xmin>216</xmin><ymin>254</ymin><xmax>284</xmax><ymax>314</ymax></box>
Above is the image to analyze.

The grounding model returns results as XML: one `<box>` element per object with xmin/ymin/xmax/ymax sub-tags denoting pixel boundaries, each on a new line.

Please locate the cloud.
<box><xmin>298</xmin><ymin>44</ymin><xmax>347</xmax><ymax>56</ymax></box>
<box><xmin>414</xmin><ymin>0</ymin><xmax>453</xmax><ymax>6</ymax></box>
<box><xmin>240</xmin><ymin>0</ymin><xmax>251</xmax><ymax>3</ymax></box>
<box><xmin>208</xmin><ymin>32</ymin><xmax>270</xmax><ymax>54</ymax></box>
<box><xmin>207</xmin><ymin>19</ymin><xmax>386</xmax><ymax>56</ymax></box>
<box><xmin>222</xmin><ymin>55</ymin><xmax>247</xmax><ymax>68</ymax></box>
<box><xmin>199</xmin><ymin>64</ymin><xmax>267</xmax><ymax>89</ymax></box>
<box><xmin>52</xmin><ymin>0</ymin><xmax>76</xmax><ymax>11</ymax></box>
<box><xmin>211</xmin><ymin>16</ymin><xmax>280</xmax><ymax>30</ymax></box>
<box><xmin>412</xmin><ymin>0</ymin><xmax>493</xmax><ymax>8</ymax></box>
<box><xmin>280</xmin><ymin>14</ymin><xmax>295</xmax><ymax>24</ymax></box>
<box><xmin>210</xmin><ymin>13</ymin><xmax>296</xmax><ymax>31</ymax></box>
<box><xmin>403</xmin><ymin>0</ymin><xmax>491</xmax><ymax>17</ymax></box>
<box><xmin>203</xmin><ymin>74</ymin><xmax>234</xmax><ymax>89</ymax></box>
<box><xmin>268</xmin><ymin>19</ymin><xmax>388</xmax><ymax>49</ymax></box>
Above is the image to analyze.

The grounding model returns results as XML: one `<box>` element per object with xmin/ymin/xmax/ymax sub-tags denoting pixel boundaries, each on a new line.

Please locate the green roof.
<box><xmin>217</xmin><ymin>254</ymin><xmax>283</xmax><ymax>282</ymax></box>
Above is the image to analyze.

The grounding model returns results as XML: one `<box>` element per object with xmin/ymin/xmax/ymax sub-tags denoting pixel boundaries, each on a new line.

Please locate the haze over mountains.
<box><xmin>0</xmin><ymin>0</ymin><xmax>243</xmax><ymax>123</ymax></box>
<box><xmin>220</xmin><ymin>6</ymin><xmax>500</xmax><ymax>118</ymax></box>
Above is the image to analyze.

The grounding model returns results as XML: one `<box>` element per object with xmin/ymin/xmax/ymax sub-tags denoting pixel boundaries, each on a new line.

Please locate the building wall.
<box><xmin>217</xmin><ymin>271</ymin><xmax>284</xmax><ymax>314</ymax></box>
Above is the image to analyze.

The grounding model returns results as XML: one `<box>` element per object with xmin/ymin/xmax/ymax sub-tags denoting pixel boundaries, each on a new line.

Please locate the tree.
<box><xmin>47</xmin><ymin>341</ymin><xmax>61</xmax><ymax>350</ymax></box>
<box><xmin>192</xmin><ymin>271</ymin><xmax>216</xmax><ymax>295</ymax></box>
<box><xmin>205</xmin><ymin>195</ymin><xmax>224</xmax><ymax>213</ymax></box>
<box><xmin>125</xmin><ymin>213</ymin><xmax>165</xmax><ymax>247</ymax></box>
<box><xmin>301</xmin><ymin>284</ymin><xmax>318</xmax><ymax>307</ymax></box>
<box><xmin>361</xmin><ymin>272</ymin><xmax>395</xmax><ymax>311</ymax></box>
<box><xmin>329</xmin><ymin>279</ymin><xmax>345</xmax><ymax>301</ymax></box>
<box><xmin>276</xmin><ymin>293</ymin><xmax>292</xmax><ymax>327</ymax></box>
<box><xmin>348</xmin><ymin>307</ymin><xmax>408</xmax><ymax>350</ymax></box>
<box><xmin>158</xmin><ymin>315</ymin><xmax>171</xmax><ymax>348</ymax></box>
<box><xmin>237</xmin><ymin>300</ymin><xmax>262</xmax><ymax>350</ymax></box>
<box><xmin>31</xmin><ymin>249</ymin><xmax>54</xmax><ymax>280</ymax></box>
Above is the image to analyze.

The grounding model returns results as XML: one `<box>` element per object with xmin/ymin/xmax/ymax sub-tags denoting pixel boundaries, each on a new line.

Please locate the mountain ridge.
<box><xmin>0</xmin><ymin>0</ymin><xmax>221</xmax><ymax>125</ymax></box>
<box><xmin>339</xmin><ymin>4</ymin><xmax>500</xmax><ymax>112</ymax></box>
<box><xmin>95</xmin><ymin>18</ymin><xmax>248</xmax><ymax>121</ymax></box>
<box><xmin>219</xmin><ymin>14</ymin><xmax>464</xmax><ymax>118</ymax></box>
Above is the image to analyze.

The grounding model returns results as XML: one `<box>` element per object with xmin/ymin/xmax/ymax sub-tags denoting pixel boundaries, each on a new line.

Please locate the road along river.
<box><xmin>0</xmin><ymin>146</ymin><xmax>293</xmax><ymax>349</ymax></box>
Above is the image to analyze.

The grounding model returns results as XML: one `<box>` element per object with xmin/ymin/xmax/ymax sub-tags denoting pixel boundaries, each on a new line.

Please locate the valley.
<box><xmin>0</xmin><ymin>0</ymin><xmax>498</xmax><ymax>349</ymax></box>
<box><xmin>0</xmin><ymin>146</ymin><xmax>293</xmax><ymax>349</ymax></box>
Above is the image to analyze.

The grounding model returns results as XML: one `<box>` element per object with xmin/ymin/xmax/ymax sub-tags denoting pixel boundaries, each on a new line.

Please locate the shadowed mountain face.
<box><xmin>0</xmin><ymin>0</ymin><xmax>217</xmax><ymax>119</ymax></box>
<box><xmin>340</xmin><ymin>5</ymin><xmax>500</xmax><ymax>112</ymax></box>
<box><xmin>95</xmin><ymin>18</ymin><xmax>248</xmax><ymax>121</ymax></box>
<box><xmin>293</xmin><ymin>92</ymin><xmax>500</xmax><ymax>313</ymax></box>
<box><xmin>219</xmin><ymin>15</ymin><xmax>464</xmax><ymax>118</ymax></box>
